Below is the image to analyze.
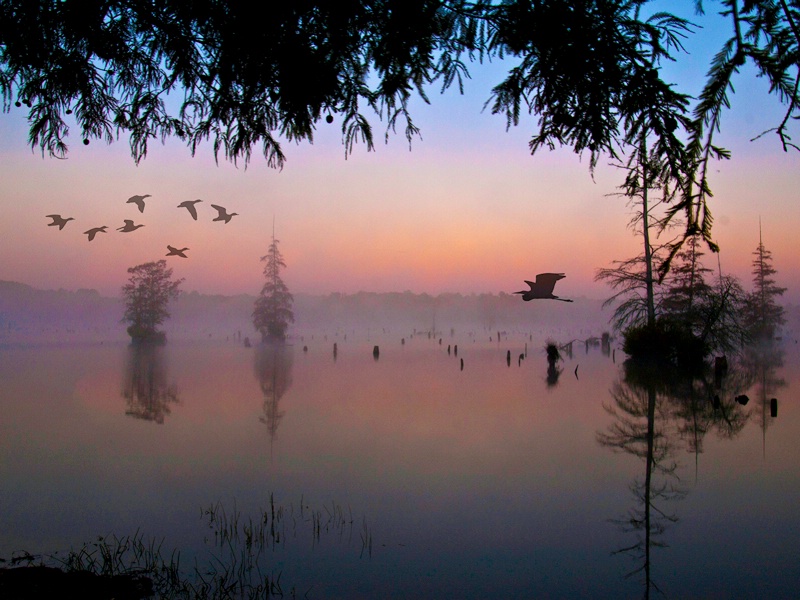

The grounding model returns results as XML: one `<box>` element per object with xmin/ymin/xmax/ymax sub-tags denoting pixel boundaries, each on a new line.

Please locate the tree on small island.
<box><xmin>745</xmin><ymin>226</ymin><xmax>786</xmax><ymax>341</ymax></box>
<box><xmin>253</xmin><ymin>232</ymin><xmax>294</xmax><ymax>343</ymax></box>
<box><xmin>122</xmin><ymin>260</ymin><xmax>183</xmax><ymax>344</ymax></box>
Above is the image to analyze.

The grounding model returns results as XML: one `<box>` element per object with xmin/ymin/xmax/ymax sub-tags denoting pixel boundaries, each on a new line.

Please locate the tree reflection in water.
<box><xmin>598</xmin><ymin>361</ymin><xmax>686</xmax><ymax>598</ymax></box>
<box><xmin>122</xmin><ymin>343</ymin><xmax>179</xmax><ymax>424</ymax></box>
<box><xmin>598</xmin><ymin>356</ymin><xmax>757</xmax><ymax>598</ymax></box>
<box><xmin>740</xmin><ymin>341</ymin><xmax>786</xmax><ymax>458</ymax></box>
<box><xmin>672</xmin><ymin>357</ymin><xmax>749</xmax><ymax>480</ymax></box>
<box><xmin>254</xmin><ymin>342</ymin><xmax>294</xmax><ymax>447</ymax></box>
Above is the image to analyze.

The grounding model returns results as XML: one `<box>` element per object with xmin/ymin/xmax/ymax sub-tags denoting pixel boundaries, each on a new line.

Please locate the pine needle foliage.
<box><xmin>253</xmin><ymin>236</ymin><xmax>294</xmax><ymax>343</ymax></box>
<box><xmin>745</xmin><ymin>231</ymin><xmax>787</xmax><ymax>339</ymax></box>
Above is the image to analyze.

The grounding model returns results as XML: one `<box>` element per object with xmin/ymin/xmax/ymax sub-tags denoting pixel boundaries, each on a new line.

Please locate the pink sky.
<box><xmin>1</xmin><ymin>8</ymin><xmax>798</xmax><ymax>303</ymax></box>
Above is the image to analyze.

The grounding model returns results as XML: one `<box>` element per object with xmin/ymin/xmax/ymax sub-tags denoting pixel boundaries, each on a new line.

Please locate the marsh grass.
<box><xmin>359</xmin><ymin>518</ymin><xmax>373</xmax><ymax>559</ymax></box>
<box><xmin>4</xmin><ymin>497</ymin><xmax>369</xmax><ymax>599</ymax></box>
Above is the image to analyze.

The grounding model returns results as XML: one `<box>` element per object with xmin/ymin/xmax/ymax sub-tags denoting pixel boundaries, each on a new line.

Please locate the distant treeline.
<box><xmin>7</xmin><ymin>280</ymin><xmax>794</xmax><ymax>343</ymax></box>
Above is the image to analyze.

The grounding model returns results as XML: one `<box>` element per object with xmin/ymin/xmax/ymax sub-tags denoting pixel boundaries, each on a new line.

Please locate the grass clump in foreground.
<box><xmin>0</xmin><ymin>496</ymin><xmax>372</xmax><ymax>599</ymax></box>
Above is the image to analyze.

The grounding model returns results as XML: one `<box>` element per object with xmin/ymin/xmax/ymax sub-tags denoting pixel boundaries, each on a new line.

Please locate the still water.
<box><xmin>1</xmin><ymin>332</ymin><xmax>798</xmax><ymax>598</ymax></box>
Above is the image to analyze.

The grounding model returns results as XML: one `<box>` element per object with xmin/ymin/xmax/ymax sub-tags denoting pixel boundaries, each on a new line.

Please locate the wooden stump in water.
<box><xmin>373</xmin><ymin>345</ymin><xmax>380</xmax><ymax>360</ymax></box>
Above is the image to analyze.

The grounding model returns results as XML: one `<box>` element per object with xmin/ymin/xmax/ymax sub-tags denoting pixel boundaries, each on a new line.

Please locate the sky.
<box><xmin>1</xmin><ymin>4</ymin><xmax>799</xmax><ymax>302</ymax></box>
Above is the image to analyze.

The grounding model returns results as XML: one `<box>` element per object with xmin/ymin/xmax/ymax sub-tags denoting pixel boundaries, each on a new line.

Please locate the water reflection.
<box><xmin>546</xmin><ymin>343</ymin><xmax>562</xmax><ymax>386</ymax></box>
<box><xmin>741</xmin><ymin>341</ymin><xmax>786</xmax><ymax>456</ymax></box>
<box><xmin>254</xmin><ymin>342</ymin><xmax>294</xmax><ymax>445</ymax></box>
<box><xmin>672</xmin><ymin>357</ymin><xmax>748</xmax><ymax>477</ymax></box>
<box><xmin>599</xmin><ymin>343</ymin><xmax>788</xmax><ymax>597</ymax></box>
<box><xmin>122</xmin><ymin>343</ymin><xmax>179</xmax><ymax>423</ymax></box>
<box><xmin>546</xmin><ymin>361</ymin><xmax>562</xmax><ymax>386</ymax></box>
<box><xmin>598</xmin><ymin>361</ymin><xmax>686</xmax><ymax>598</ymax></box>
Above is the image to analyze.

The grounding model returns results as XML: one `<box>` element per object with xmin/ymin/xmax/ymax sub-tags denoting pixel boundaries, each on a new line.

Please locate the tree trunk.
<box><xmin>640</xmin><ymin>142</ymin><xmax>656</xmax><ymax>327</ymax></box>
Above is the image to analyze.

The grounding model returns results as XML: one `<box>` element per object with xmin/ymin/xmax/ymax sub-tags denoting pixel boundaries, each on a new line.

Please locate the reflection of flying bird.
<box><xmin>211</xmin><ymin>204</ymin><xmax>238</xmax><ymax>223</ymax></box>
<box><xmin>126</xmin><ymin>194</ymin><xmax>151</xmax><ymax>213</ymax></box>
<box><xmin>46</xmin><ymin>214</ymin><xmax>74</xmax><ymax>230</ymax></box>
<box><xmin>515</xmin><ymin>273</ymin><xmax>573</xmax><ymax>302</ymax></box>
<box><xmin>117</xmin><ymin>219</ymin><xmax>145</xmax><ymax>232</ymax></box>
<box><xmin>166</xmin><ymin>245</ymin><xmax>189</xmax><ymax>258</ymax></box>
<box><xmin>84</xmin><ymin>226</ymin><xmax>108</xmax><ymax>241</ymax></box>
<box><xmin>178</xmin><ymin>199</ymin><xmax>202</xmax><ymax>220</ymax></box>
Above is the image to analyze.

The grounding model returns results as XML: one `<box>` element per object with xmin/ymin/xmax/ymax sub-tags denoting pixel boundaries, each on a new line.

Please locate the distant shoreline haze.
<box><xmin>1</xmin><ymin>279</ymin><xmax>612</xmax><ymax>343</ymax></box>
<box><xmin>3</xmin><ymin>279</ymin><xmax>798</xmax><ymax>346</ymax></box>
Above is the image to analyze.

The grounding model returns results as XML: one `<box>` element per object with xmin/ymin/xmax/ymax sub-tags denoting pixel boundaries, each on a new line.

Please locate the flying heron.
<box><xmin>178</xmin><ymin>199</ymin><xmax>202</xmax><ymax>220</ymax></box>
<box><xmin>166</xmin><ymin>245</ymin><xmax>189</xmax><ymax>258</ymax></box>
<box><xmin>126</xmin><ymin>194</ymin><xmax>151</xmax><ymax>213</ymax></box>
<box><xmin>515</xmin><ymin>273</ymin><xmax>573</xmax><ymax>302</ymax></box>
<box><xmin>84</xmin><ymin>226</ymin><xmax>108</xmax><ymax>241</ymax></box>
<box><xmin>117</xmin><ymin>219</ymin><xmax>144</xmax><ymax>233</ymax></box>
<box><xmin>46</xmin><ymin>214</ymin><xmax>74</xmax><ymax>230</ymax></box>
<box><xmin>211</xmin><ymin>204</ymin><xmax>238</xmax><ymax>223</ymax></box>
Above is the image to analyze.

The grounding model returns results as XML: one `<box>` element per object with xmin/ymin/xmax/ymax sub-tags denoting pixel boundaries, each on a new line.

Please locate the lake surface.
<box><xmin>1</xmin><ymin>331</ymin><xmax>798</xmax><ymax>598</ymax></box>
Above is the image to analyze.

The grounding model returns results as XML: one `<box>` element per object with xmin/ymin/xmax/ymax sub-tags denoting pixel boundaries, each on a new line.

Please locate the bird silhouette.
<box><xmin>126</xmin><ymin>194</ymin><xmax>151</xmax><ymax>213</ymax></box>
<box><xmin>46</xmin><ymin>214</ymin><xmax>74</xmax><ymax>230</ymax></box>
<box><xmin>211</xmin><ymin>204</ymin><xmax>238</xmax><ymax>223</ymax></box>
<box><xmin>84</xmin><ymin>226</ymin><xmax>108</xmax><ymax>241</ymax></box>
<box><xmin>166</xmin><ymin>245</ymin><xmax>189</xmax><ymax>258</ymax></box>
<box><xmin>178</xmin><ymin>199</ymin><xmax>202</xmax><ymax>220</ymax></box>
<box><xmin>117</xmin><ymin>219</ymin><xmax>145</xmax><ymax>233</ymax></box>
<box><xmin>515</xmin><ymin>273</ymin><xmax>573</xmax><ymax>302</ymax></box>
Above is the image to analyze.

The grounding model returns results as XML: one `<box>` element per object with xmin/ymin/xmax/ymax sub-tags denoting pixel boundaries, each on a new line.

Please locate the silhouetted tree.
<box><xmin>253</xmin><ymin>235</ymin><xmax>294</xmax><ymax>342</ymax></box>
<box><xmin>696</xmin><ymin>273</ymin><xmax>749</xmax><ymax>355</ymax></box>
<box><xmin>121</xmin><ymin>260</ymin><xmax>183</xmax><ymax>343</ymax></box>
<box><xmin>662</xmin><ymin>235</ymin><xmax>749</xmax><ymax>354</ymax></box>
<box><xmin>595</xmin><ymin>151</ymin><xmax>677</xmax><ymax>332</ymax></box>
<box><xmin>662</xmin><ymin>236</ymin><xmax>713</xmax><ymax>322</ymax></box>
<box><xmin>3</xmin><ymin>2</ymin><xmax>798</xmax><ymax>246</ymax></box>
<box><xmin>745</xmin><ymin>228</ymin><xmax>786</xmax><ymax>339</ymax></box>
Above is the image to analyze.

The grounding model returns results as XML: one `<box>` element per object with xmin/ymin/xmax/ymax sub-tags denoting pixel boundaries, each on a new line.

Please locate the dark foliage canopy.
<box><xmin>122</xmin><ymin>259</ymin><xmax>183</xmax><ymax>341</ymax></box>
<box><xmin>2</xmin><ymin>1</ymin><xmax>799</xmax><ymax>245</ymax></box>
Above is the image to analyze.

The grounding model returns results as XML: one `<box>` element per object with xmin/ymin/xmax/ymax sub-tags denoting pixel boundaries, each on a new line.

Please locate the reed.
<box><xmin>7</xmin><ymin>496</ymin><xmax>369</xmax><ymax>599</ymax></box>
<box><xmin>360</xmin><ymin>518</ymin><xmax>373</xmax><ymax>559</ymax></box>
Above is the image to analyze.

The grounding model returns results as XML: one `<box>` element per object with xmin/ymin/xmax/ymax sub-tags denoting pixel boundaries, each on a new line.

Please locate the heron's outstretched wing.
<box><xmin>534</xmin><ymin>273</ymin><xmax>566</xmax><ymax>294</ymax></box>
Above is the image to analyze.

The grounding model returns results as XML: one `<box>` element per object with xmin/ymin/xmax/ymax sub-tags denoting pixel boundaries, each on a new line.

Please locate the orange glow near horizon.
<box><xmin>1</xmin><ymin>85</ymin><xmax>799</xmax><ymax>303</ymax></box>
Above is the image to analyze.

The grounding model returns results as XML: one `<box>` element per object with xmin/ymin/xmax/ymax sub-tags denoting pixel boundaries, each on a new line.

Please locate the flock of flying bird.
<box><xmin>45</xmin><ymin>194</ymin><xmax>238</xmax><ymax>259</ymax></box>
<box><xmin>46</xmin><ymin>196</ymin><xmax>573</xmax><ymax>302</ymax></box>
